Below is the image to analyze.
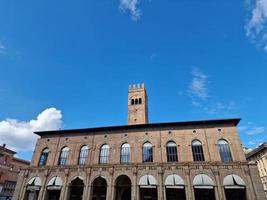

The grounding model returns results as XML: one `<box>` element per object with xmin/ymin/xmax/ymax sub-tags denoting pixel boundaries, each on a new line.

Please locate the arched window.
<box><xmin>218</xmin><ymin>139</ymin><xmax>232</xmax><ymax>161</ymax></box>
<box><xmin>139</xmin><ymin>98</ymin><xmax>142</xmax><ymax>104</ymax></box>
<box><xmin>38</xmin><ymin>148</ymin><xmax>49</xmax><ymax>166</ymax></box>
<box><xmin>121</xmin><ymin>143</ymin><xmax>131</xmax><ymax>164</ymax></box>
<box><xmin>166</xmin><ymin>141</ymin><xmax>178</xmax><ymax>162</ymax></box>
<box><xmin>192</xmin><ymin>140</ymin><xmax>205</xmax><ymax>161</ymax></box>
<box><xmin>142</xmin><ymin>142</ymin><xmax>153</xmax><ymax>162</ymax></box>
<box><xmin>131</xmin><ymin>99</ymin><xmax>135</xmax><ymax>105</ymax></box>
<box><xmin>58</xmin><ymin>146</ymin><xmax>69</xmax><ymax>166</ymax></box>
<box><xmin>78</xmin><ymin>145</ymin><xmax>89</xmax><ymax>165</ymax></box>
<box><xmin>99</xmin><ymin>144</ymin><xmax>110</xmax><ymax>164</ymax></box>
<box><xmin>135</xmin><ymin>99</ymin><xmax>138</xmax><ymax>104</ymax></box>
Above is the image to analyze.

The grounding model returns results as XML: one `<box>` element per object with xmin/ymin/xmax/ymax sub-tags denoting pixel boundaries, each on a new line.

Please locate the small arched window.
<box><xmin>139</xmin><ymin>98</ymin><xmax>142</xmax><ymax>104</ymax></box>
<box><xmin>58</xmin><ymin>146</ymin><xmax>69</xmax><ymax>166</ymax></box>
<box><xmin>192</xmin><ymin>140</ymin><xmax>205</xmax><ymax>161</ymax></box>
<box><xmin>120</xmin><ymin>143</ymin><xmax>131</xmax><ymax>164</ymax></box>
<box><xmin>166</xmin><ymin>141</ymin><xmax>178</xmax><ymax>162</ymax></box>
<box><xmin>142</xmin><ymin>142</ymin><xmax>153</xmax><ymax>162</ymax></box>
<box><xmin>99</xmin><ymin>144</ymin><xmax>110</xmax><ymax>164</ymax></box>
<box><xmin>135</xmin><ymin>99</ymin><xmax>138</xmax><ymax>104</ymax></box>
<box><xmin>131</xmin><ymin>99</ymin><xmax>135</xmax><ymax>105</ymax></box>
<box><xmin>218</xmin><ymin>139</ymin><xmax>232</xmax><ymax>161</ymax></box>
<box><xmin>78</xmin><ymin>145</ymin><xmax>89</xmax><ymax>165</ymax></box>
<box><xmin>39</xmin><ymin>148</ymin><xmax>49</xmax><ymax>166</ymax></box>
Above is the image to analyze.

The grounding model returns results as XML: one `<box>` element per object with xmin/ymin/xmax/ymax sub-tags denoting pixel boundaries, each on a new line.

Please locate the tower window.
<box><xmin>135</xmin><ymin>99</ymin><xmax>138</xmax><ymax>104</ymax></box>
<box><xmin>131</xmin><ymin>99</ymin><xmax>135</xmax><ymax>105</ymax></box>
<box><xmin>139</xmin><ymin>98</ymin><xmax>142</xmax><ymax>104</ymax></box>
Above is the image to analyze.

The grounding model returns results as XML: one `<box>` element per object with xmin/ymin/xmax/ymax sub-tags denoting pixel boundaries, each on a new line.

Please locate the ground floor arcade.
<box><xmin>12</xmin><ymin>163</ymin><xmax>265</xmax><ymax>200</ymax></box>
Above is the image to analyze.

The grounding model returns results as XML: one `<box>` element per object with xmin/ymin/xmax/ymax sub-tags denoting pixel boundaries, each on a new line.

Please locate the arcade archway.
<box><xmin>193</xmin><ymin>174</ymin><xmax>215</xmax><ymax>200</ymax></box>
<box><xmin>139</xmin><ymin>175</ymin><xmax>158</xmax><ymax>200</ymax></box>
<box><xmin>223</xmin><ymin>174</ymin><xmax>247</xmax><ymax>200</ymax></box>
<box><xmin>68</xmin><ymin>177</ymin><xmax>84</xmax><ymax>200</ymax></box>
<box><xmin>165</xmin><ymin>174</ymin><xmax>186</xmax><ymax>200</ymax></box>
<box><xmin>90</xmin><ymin>176</ymin><xmax>107</xmax><ymax>200</ymax></box>
<box><xmin>114</xmin><ymin>175</ymin><xmax>132</xmax><ymax>200</ymax></box>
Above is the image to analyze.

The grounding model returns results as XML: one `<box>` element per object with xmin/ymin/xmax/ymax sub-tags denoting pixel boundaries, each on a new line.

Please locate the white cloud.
<box><xmin>245</xmin><ymin>0</ymin><xmax>267</xmax><ymax>52</ymax></box>
<box><xmin>0</xmin><ymin>40</ymin><xmax>6</xmax><ymax>55</ymax></box>
<box><xmin>245</xmin><ymin>126</ymin><xmax>265</xmax><ymax>135</ymax></box>
<box><xmin>119</xmin><ymin>0</ymin><xmax>141</xmax><ymax>21</ymax></box>
<box><xmin>187</xmin><ymin>68</ymin><xmax>237</xmax><ymax>115</ymax></box>
<box><xmin>0</xmin><ymin>108</ymin><xmax>62</xmax><ymax>152</ymax></box>
<box><xmin>188</xmin><ymin>67</ymin><xmax>208</xmax><ymax>100</ymax></box>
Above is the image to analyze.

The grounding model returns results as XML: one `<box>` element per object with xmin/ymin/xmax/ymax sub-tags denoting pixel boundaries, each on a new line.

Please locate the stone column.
<box><xmin>132</xmin><ymin>167</ymin><xmax>137</xmax><ymax>200</ymax></box>
<box><xmin>18</xmin><ymin>174</ymin><xmax>28</xmax><ymax>200</ymax></box>
<box><xmin>158</xmin><ymin>167</ymin><xmax>164</xmax><ymax>200</ymax></box>
<box><xmin>213</xmin><ymin>169</ymin><xmax>224</xmax><ymax>200</ymax></box>
<box><xmin>38</xmin><ymin>169</ymin><xmax>50</xmax><ymax>200</ymax></box>
<box><xmin>106</xmin><ymin>168</ymin><xmax>114</xmax><ymax>200</ymax></box>
<box><xmin>185</xmin><ymin>168</ymin><xmax>193</xmax><ymax>200</ymax></box>
<box><xmin>60</xmin><ymin>170</ymin><xmax>70</xmax><ymax>200</ymax></box>
<box><xmin>82</xmin><ymin>169</ymin><xmax>91</xmax><ymax>200</ymax></box>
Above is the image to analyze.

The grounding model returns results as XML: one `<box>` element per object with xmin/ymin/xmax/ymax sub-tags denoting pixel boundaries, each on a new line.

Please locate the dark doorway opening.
<box><xmin>139</xmin><ymin>188</ymin><xmax>158</xmax><ymax>200</ymax></box>
<box><xmin>90</xmin><ymin>177</ymin><xmax>107</xmax><ymax>200</ymax></box>
<box><xmin>24</xmin><ymin>190</ymin><xmax>39</xmax><ymax>200</ymax></box>
<box><xmin>68</xmin><ymin>177</ymin><xmax>84</xmax><ymax>200</ymax></box>
<box><xmin>115</xmin><ymin>175</ymin><xmax>131</xmax><ymax>200</ymax></box>
<box><xmin>165</xmin><ymin>188</ymin><xmax>186</xmax><ymax>200</ymax></box>
<box><xmin>45</xmin><ymin>190</ymin><xmax>61</xmax><ymax>200</ymax></box>
<box><xmin>194</xmin><ymin>188</ymin><xmax>215</xmax><ymax>200</ymax></box>
<box><xmin>225</xmin><ymin>188</ymin><xmax>246</xmax><ymax>200</ymax></box>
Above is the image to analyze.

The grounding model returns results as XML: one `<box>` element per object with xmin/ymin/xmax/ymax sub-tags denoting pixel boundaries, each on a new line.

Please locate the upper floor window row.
<box><xmin>131</xmin><ymin>98</ymin><xmax>142</xmax><ymax>105</ymax></box>
<box><xmin>38</xmin><ymin>139</ymin><xmax>233</xmax><ymax>166</ymax></box>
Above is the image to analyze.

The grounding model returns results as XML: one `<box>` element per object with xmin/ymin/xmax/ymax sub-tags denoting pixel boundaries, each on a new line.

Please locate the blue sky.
<box><xmin>0</xmin><ymin>0</ymin><xmax>266</xmax><ymax>160</ymax></box>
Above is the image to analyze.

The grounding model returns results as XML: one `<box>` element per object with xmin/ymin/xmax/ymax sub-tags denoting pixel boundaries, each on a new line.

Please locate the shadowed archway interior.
<box><xmin>68</xmin><ymin>177</ymin><xmax>84</xmax><ymax>200</ymax></box>
<box><xmin>90</xmin><ymin>177</ymin><xmax>107</xmax><ymax>200</ymax></box>
<box><xmin>115</xmin><ymin>175</ymin><xmax>132</xmax><ymax>200</ymax></box>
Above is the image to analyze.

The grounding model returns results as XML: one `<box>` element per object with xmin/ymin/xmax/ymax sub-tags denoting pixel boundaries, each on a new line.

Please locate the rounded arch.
<box><xmin>115</xmin><ymin>174</ymin><xmax>132</xmax><ymax>185</ymax></box>
<box><xmin>121</xmin><ymin>143</ymin><xmax>130</xmax><ymax>148</ymax></box>
<box><xmin>165</xmin><ymin>174</ymin><xmax>185</xmax><ymax>188</ymax></box>
<box><xmin>60</xmin><ymin>146</ymin><xmax>70</xmax><ymax>151</ymax></box>
<box><xmin>41</xmin><ymin>147</ymin><xmax>50</xmax><ymax>153</ymax></box>
<box><xmin>100</xmin><ymin>143</ymin><xmax>110</xmax><ymax>149</ymax></box>
<box><xmin>71</xmin><ymin>175</ymin><xmax>85</xmax><ymax>182</ymax></box>
<box><xmin>47</xmin><ymin>176</ymin><xmax>63</xmax><ymax>187</ymax></box>
<box><xmin>139</xmin><ymin>175</ymin><xmax>157</xmax><ymax>187</ymax></box>
<box><xmin>223</xmin><ymin>174</ymin><xmax>246</xmax><ymax>188</ymax></box>
<box><xmin>142</xmin><ymin>141</ymin><xmax>152</xmax><ymax>147</ymax></box>
<box><xmin>27</xmin><ymin>176</ymin><xmax>42</xmax><ymax>186</ymax></box>
<box><xmin>166</xmin><ymin>140</ymin><xmax>177</xmax><ymax>147</ymax></box>
<box><xmin>193</xmin><ymin>174</ymin><xmax>214</xmax><ymax>188</ymax></box>
<box><xmin>80</xmin><ymin>145</ymin><xmax>89</xmax><ymax>151</ymax></box>
<box><xmin>90</xmin><ymin>175</ymin><xmax>108</xmax><ymax>185</ymax></box>
<box><xmin>115</xmin><ymin>175</ymin><xmax>132</xmax><ymax>200</ymax></box>
<box><xmin>90</xmin><ymin>176</ymin><xmax>108</xmax><ymax>200</ymax></box>
<box><xmin>192</xmin><ymin>139</ymin><xmax>202</xmax><ymax>146</ymax></box>
<box><xmin>217</xmin><ymin>138</ymin><xmax>229</xmax><ymax>145</ymax></box>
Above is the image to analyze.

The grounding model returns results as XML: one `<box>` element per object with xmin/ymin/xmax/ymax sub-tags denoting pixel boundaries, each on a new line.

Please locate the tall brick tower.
<box><xmin>128</xmin><ymin>83</ymin><xmax>148</xmax><ymax>125</ymax></box>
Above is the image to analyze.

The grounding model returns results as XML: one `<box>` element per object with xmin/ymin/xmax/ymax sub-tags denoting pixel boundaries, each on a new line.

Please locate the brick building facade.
<box><xmin>246</xmin><ymin>143</ymin><xmax>267</xmax><ymax>198</ymax></box>
<box><xmin>13</xmin><ymin>84</ymin><xmax>266</xmax><ymax>200</ymax></box>
<box><xmin>0</xmin><ymin>144</ymin><xmax>30</xmax><ymax>200</ymax></box>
